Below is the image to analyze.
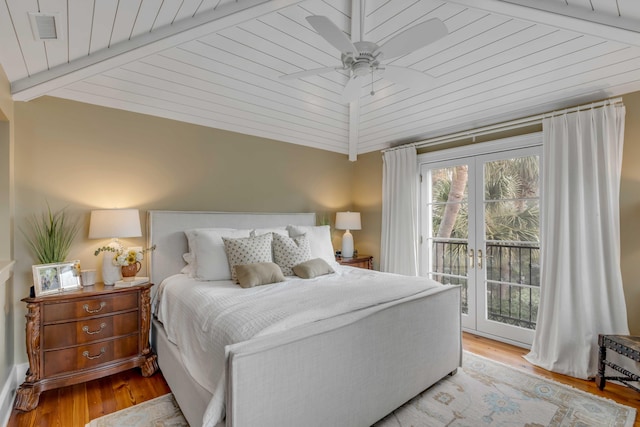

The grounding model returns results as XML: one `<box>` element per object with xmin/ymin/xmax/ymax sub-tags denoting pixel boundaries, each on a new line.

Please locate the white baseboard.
<box><xmin>1</xmin><ymin>363</ymin><xmax>28</xmax><ymax>427</ymax></box>
<box><xmin>462</xmin><ymin>328</ymin><xmax>532</xmax><ymax>350</ymax></box>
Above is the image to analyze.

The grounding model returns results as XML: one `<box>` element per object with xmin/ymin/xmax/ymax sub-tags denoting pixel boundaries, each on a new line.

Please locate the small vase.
<box><xmin>121</xmin><ymin>262</ymin><xmax>141</xmax><ymax>281</ymax></box>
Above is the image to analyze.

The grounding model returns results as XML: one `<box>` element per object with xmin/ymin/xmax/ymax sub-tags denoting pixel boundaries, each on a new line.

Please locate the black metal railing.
<box><xmin>485</xmin><ymin>243</ymin><xmax>539</xmax><ymax>329</ymax></box>
<box><xmin>431</xmin><ymin>241</ymin><xmax>540</xmax><ymax>330</ymax></box>
<box><xmin>431</xmin><ymin>241</ymin><xmax>469</xmax><ymax>314</ymax></box>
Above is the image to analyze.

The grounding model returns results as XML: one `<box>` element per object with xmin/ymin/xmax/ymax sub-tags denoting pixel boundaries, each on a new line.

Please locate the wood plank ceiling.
<box><xmin>1</xmin><ymin>0</ymin><xmax>639</xmax><ymax>159</ymax></box>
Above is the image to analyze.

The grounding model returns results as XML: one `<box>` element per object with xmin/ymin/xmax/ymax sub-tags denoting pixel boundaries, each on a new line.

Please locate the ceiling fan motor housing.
<box><xmin>342</xmin><ymin>41</ymin><xmax>380</xmax><ymax>77</ymax></box>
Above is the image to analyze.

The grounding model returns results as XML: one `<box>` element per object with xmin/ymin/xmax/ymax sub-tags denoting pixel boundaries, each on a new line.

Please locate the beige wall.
<box><xmin>620</xmin><ymin>91</ymin><xmax>640</xmax><ymax>334</ymax></box>
<box><xmin>12</xmin><ymin>96</ymin><xmax>356</xmax><ymax>363</ymax></box>
<box><xmin>352</xmin><ymin>151</ymin><xmax>383</xmax><ymax>269</ymax></box>
<box><xmin>0</xmin><ymin>65</ymin><xmax>15</xmax><ymax>400</ymax></box>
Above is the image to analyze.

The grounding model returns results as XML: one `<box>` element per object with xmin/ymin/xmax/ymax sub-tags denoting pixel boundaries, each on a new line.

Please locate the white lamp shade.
<box><xmin>335</xmin><ymin>212</ymin><xmax>361</xmax><ymax>231</ymax></box>
<box><xmin>89</xmin><ymin>209</ymin><xmax>142</xmax><ymax>239</ymax></box>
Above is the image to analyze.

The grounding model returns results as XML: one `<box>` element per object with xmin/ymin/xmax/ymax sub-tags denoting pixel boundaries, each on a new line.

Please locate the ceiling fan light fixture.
<box><xmin>352</xmin><ymin>61</ymin><xmax>371</xmax><ymax>77</ymax></box>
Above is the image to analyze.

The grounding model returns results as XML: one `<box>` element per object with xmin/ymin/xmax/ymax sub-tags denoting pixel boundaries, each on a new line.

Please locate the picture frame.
<box><xmin>32</xmin><ymin>260</ymin><xmax>82</xmax><ymax>297</ymax></box>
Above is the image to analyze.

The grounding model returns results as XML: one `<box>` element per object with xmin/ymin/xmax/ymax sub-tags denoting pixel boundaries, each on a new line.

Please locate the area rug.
<box><xmin>86</xmin><ymin>352</ymin><xmax>637</xmax><ymax>427</ymax></box>
<box><xmin>85</xmin><ymin>393</ymin><xmax>188</xmax><ymax>427</ymax></box>
<box><xmin>374</xmin><ymin>352</ymin><xmax>637</xmax><ymax>427</ymax></box>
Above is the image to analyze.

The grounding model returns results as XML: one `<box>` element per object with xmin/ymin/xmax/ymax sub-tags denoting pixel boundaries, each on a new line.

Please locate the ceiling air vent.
<box><xmin>28</xmin><ymin>12</ymin><xmax>64</xmax><ymax>41</ymax></box>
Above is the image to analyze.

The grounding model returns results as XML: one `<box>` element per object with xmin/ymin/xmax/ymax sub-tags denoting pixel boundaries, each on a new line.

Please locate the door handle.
<box><xmin>477</xmin><ymin>249</ymin><xmax>483</xmax><ymax>269</ymax></box>
<box><xmin>468</xmin><ymin>249</ymin><xmax>474</xmax><ymax>269</ymax></box>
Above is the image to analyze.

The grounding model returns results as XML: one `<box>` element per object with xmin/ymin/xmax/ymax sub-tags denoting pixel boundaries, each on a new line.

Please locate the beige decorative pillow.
<box><xmin>223</xmin><ymin>233</ymin><xmax>274</xmax><ymax>283</ymax></box>
<box><xmin>292</xmin><ymin>258</ymin><xmax>335</xmax><ymax>279</ymax></box>
<box><xmin>235</xmin><ymin>262</ymin><xmax>285</xmax><ymax>288</ymax></box>
<box><xmin>272</xmin><ymin>233</ymin><xmax>312</xmax><ymax>276</ymax></box>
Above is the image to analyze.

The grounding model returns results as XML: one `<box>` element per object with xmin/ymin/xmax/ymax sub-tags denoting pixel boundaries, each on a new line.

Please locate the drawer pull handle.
<box><xmin>83</xmin><ymin>302</ymin><xmax>106</xmax><ymax>314</ymax></box>
<box><xmin>82</xmin><ymin>347</ymin><xmax>106</xmax><ymax>360</ymax></box>
<box><xmin>82</xmin><ymin>323</ymin><xmax>107</xmax><ymax>335</ymax></box>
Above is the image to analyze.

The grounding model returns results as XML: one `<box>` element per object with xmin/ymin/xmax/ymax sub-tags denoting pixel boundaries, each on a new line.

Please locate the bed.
<box><xmin>147</xmin><ymin>210</ymin><xmax>461</xmax><ymax>427</ymax></box>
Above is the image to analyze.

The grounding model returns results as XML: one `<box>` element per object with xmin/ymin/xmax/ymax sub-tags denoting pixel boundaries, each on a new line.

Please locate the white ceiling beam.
<box><xmin>347</xmin><ymin>0</ymin><xmax>362</xmax><ymax>161</ymax></box>
<box><xmin>499</xmin><ymin>0</ymin><xmax>640</xmax><ymax>33</ymax></box>
<box><xmin>446</xmin><ymin>0</ymin><xmax>640</xmax><ymax>46</ymax></box>
<box><xmin>349</xmin><ymin>100</ymin><xmax>360</xmax><ymax>161</ymax></box>
<box><xmin>11</xmin><ymin>0</ymin><xmax>305</xmax><ymax>101</ymax></box>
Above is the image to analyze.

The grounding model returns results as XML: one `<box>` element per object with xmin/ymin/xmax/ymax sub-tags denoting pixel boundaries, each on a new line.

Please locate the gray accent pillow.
<box><xmin>292</xmin><ymin>258</ymin><xmax>335</xmax><ymax>279</ymax></box>
<box><xmin>235</xmin><ymin>262</ymin><xmax>285</xmax><ymax>288</ymax></box>
<box><xmin>272</xmin><ymin>233</ymin><xmax>312</xmax><ymax>276</ymax></box>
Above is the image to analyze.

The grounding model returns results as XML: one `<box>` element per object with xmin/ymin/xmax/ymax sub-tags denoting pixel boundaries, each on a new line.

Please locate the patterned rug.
<box><xmin>375</xmin><ymin>352</ymin><xmax>636</xmax><ymax>427</ymax></box>
<box><xmin>86</xmin><ymin>352</ymin><xmax>636</xmax><ymax>427</ymax></box>
<box><xmin>85</xmin><ymin>393</ymin><xmax>187</xmax><ymax>427</ymax></box>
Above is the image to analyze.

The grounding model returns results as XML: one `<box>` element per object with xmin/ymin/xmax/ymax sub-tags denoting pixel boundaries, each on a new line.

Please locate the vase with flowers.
<box><xmin>94</xmin><ymin>245</ymin><xmax>155</xmax><ymax>282</ymax></box>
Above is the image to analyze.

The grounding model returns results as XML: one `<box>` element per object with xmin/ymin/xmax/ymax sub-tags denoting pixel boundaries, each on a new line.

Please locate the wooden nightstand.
<box><xmin>336</xmin><ymin>254</ymin><xmax>373</xmax><ymax>270</ymax></box>
<box><xmin>15</xmin><ymin>282</ymin><xmax>158</xmax><ymax>411</ymax></box>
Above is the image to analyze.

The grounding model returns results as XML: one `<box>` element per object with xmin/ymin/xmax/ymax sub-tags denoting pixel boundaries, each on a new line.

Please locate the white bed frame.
<box><xmin>147</xmin><ymin>210</ymin><xmax>461</xmax><ymax>427</ymax></box>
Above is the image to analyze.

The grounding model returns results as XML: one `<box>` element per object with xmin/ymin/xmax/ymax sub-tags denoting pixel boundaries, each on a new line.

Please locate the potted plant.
<box><xmin>22</xmin><ymin>203</ymin><xmax>80</xmax><ymax>264</ymax></box>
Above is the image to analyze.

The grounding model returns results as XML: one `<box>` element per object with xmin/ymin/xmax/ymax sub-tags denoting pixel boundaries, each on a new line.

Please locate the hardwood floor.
<box><xmin>7</xmin><ymin>368</ymin><xmax>171</xmax><ymax>427</ymax></box>
<box><xmin>7</xmin><ymin>332</ymin><xmax>640</xmax><ymax>426</ymax></box>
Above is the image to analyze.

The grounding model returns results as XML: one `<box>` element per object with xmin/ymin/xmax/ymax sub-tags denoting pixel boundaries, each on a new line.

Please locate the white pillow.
<box><xmin>286</xmin><ymin>225</ymin><xmax>338</xmax><ymax>268</ymax></box>
<box><xmin>272</xmin><ymin>233</ymin><xmax>312</xmax><ymax>276</ymax></box>
<box><xmin>223</xmin><ymin>233</ymin><xmax>274</xmax><ymax>283</ymax></box>
<box><xmin>184</xmin><ymin>228</ymin><xmax>251</xmax><ymax>281</ymax></box>
<box><xmin>181</xmin><ymin>252</ymin><xmax>194</xmax><ymax>275</ymax></box>
<box><xmin>250</xmin><ymin>227</ymin><xmax>288</xmax><ymax>237</ymax></box>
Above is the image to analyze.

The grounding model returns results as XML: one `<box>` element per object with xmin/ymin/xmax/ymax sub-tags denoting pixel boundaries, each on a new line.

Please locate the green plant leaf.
<box><xmin>21</xmin><ymin>202</ymin><xmax>80</xmax><ymax>264</ymax></box>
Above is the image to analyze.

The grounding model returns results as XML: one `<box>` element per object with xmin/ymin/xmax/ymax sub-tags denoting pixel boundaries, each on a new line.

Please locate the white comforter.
<box><xmin>155</xmin><ymin>267</ymin><xmax>444</xmax><ymax>427</ymax></box>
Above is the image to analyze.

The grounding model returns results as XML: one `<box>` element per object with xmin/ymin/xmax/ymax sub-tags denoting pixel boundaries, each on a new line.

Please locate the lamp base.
<box><xmin>341</xmin><ymin>230</ymin><xmax>354</xmax><ymax>258</ymax></box>
<box><xmin>102</xmin><ymin>241</ymin><xmax>122</xmax><ymax>285</ymax></box>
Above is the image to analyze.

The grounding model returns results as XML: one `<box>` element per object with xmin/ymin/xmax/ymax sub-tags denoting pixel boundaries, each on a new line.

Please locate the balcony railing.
<box><xmin>430</xmin><ymin>241</ymin><xmax>539</xmax><ymax>330</ymax></box>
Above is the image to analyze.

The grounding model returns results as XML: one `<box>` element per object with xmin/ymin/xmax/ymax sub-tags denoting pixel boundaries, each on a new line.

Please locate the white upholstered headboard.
<box><xmin>146</xmin><ymin>211</ymin><xmax>316</xmax><ymax>286</ymax></box>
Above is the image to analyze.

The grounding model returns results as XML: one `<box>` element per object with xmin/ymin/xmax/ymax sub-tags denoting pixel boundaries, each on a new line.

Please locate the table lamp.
<box><xmin>335</xmin><ymin>211</ymin><xmax>361</xmax><ymax>258</ymax></box>
<box><xmin>89</xmin><ymin>209</ymin><xmax>142</xmax><ymax>285</ymax></box>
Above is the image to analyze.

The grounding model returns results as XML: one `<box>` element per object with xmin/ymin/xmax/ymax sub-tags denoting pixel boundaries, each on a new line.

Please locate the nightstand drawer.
<box><xmin>43</xmin><ymin>293</ymin><xmax>138</xmax><ymax>322</ymax></box>
<box><xmin>336</xmin><ymin>255</ymin><xmax>373</xmax><ymax>270</ymax></box>
<box><xmin>43</xmin><ymin>311</ymin><xmax>139</xmax><ymax>349</ymax></box>
<box><xmin>43</xmin><ymin>334</ymin><xmax>139</xmax><ymax>377</ymax></box>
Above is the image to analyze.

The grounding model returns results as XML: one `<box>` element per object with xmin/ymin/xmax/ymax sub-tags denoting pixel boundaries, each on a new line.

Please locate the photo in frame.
<box><xmin>32</xmin><ymin>260</ymin><xmax>82</xmax><ymax>296</ymax></box>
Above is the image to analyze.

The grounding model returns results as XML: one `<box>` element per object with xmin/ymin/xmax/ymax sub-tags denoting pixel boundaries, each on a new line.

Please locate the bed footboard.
<box><xmin>225</xmin><ymin>285</ymin><xmax>461</xmax><ymax>427</ymax></box>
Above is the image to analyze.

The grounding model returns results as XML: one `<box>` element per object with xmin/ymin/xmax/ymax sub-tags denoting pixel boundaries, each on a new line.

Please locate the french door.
<box><xmin>420</xmin><ymin>138</ymin><xmax>541</xmax><ymax>346</ymax></box>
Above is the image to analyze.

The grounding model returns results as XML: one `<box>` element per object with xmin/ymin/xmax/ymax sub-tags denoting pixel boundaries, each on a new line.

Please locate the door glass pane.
<box><xmin>430</xmin><ymin>165</ymin><xmax>469</xmax><ymax>239</ymax></box>
<box><xmin>431</xmin><ymin>241</ymin><xmax>468</xmax><ymax>277</ymax></box>
<box><xmin>483</xmin><ymin>155</ymin><xmax>540</xmax><ymax>330</ymax></box>
<box><xmin>486</xmin><ymin>282</ymin><xmax>539</xmax><ymax>329</ymax></box>
<box><xmin>426</xmin><ymin>164</ymin><xmax>470</xmax><ymax>316</ymax></box>
<box><xmin>486</xmin><ymin>243</ymin><xmax>540</xmax><ymax>286</ymax></box>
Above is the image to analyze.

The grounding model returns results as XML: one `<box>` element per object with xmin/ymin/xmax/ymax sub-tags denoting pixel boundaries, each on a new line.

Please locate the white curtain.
<box><xmin>381</xmin><ymin>146</ymin><xmax>418</xmax><ymax>275</ymax></box>
<box><xmin>525</xmin><ymin>103</ymin><xmax>629</xmax><ymax>379</ymax></box>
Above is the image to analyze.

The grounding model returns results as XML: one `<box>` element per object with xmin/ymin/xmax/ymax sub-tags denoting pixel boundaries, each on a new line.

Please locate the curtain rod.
<box><xmin>382</xmin><ymin>97</ymin><xmax>624</xmax><ymax>153</ymax></box>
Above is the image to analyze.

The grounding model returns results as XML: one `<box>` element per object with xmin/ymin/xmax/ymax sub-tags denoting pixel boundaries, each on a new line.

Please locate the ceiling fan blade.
<box><xmin>340</xmin><ymin>77</ymin><xmax>362</xmax><ymax>103</ymax></box>
<box><xmin>306</xmin><ymin>16</ymin><xmax>358</xmax><ymax>54</ymax></box>
<box><xmin>377</xmin><ymin>18</ymin><xmax>447</xmax><ymax>60</ymax></box>
<box><xmin>280</xmin><ymin>67</ymin><xmax>338</xmax><ymax>80</ymax></box>
<box><xmin>382</xmin><ymin>66</ymin><xmax>434</xmax><ymax>89</ymax></box>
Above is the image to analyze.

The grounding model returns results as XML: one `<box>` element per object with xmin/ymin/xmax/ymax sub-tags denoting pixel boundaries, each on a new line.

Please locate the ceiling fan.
<box><xmin>280</xmin><ymin>15</ymin><xmax>448</xmax><ymax>103</ymax></box>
